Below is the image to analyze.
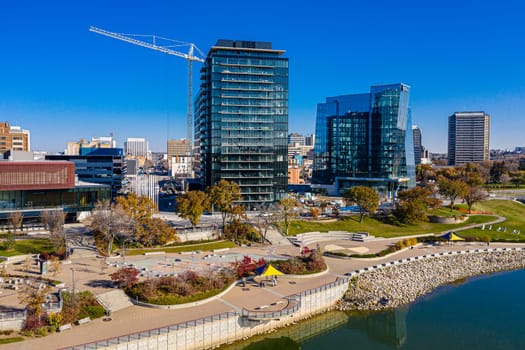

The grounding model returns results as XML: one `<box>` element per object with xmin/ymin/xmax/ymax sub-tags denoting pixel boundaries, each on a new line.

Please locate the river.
<box><xmin>222</xmin><ymin>268</ymin><xmax>525</xmax><ymax>350</ymax></box>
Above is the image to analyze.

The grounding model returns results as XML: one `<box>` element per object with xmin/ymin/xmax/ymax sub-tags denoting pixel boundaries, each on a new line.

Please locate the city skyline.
<box><xmin>1</xmin><ymin>0</ymin><xmax>524</xmax><ymax>153</ymax></box>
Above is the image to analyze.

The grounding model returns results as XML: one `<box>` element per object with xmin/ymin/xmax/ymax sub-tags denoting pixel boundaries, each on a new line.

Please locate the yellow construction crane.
<box><xmin>89</xmin><ymin>26</ymin><xmax>205</xmax><ymax>159</ymax></box>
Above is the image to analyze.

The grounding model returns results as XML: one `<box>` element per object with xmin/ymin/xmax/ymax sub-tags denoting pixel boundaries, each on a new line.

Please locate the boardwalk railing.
<box><xmin>60</xmin><ymin>276</ymin><xmax>350</xmax><ymax>350</ymax></box>
<box><xmin>59</xmin><ymin>311</ymin><xmax>238</xmax><ymax>350</ymax></box>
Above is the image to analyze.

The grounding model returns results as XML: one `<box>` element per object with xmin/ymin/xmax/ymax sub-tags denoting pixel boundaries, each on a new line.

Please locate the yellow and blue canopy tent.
<box><xmin>255</xmin><ymin>264</ymin><xmax>284</xmax><ymax>277</ymax></box>
<box><xmin>440</xmin><ymin>232</ymin><xmax>465</xmax><ymax>241</ymax></box>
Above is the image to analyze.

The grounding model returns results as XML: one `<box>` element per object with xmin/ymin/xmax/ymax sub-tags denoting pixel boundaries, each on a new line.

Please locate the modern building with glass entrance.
<box><xmin>312</xmin><ymin>83</ymin><xmax>415</xmax><ymax>198</ymax></box>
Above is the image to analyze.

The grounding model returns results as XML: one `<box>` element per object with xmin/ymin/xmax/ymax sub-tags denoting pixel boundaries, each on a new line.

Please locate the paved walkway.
<box><xmin>1</xmin><ymin>216</ymin><xmax>521</xmax><ymax>350</ymax></box>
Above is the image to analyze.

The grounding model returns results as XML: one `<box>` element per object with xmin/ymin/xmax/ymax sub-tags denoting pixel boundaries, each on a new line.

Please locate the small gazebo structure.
<box><xmin>255</xmin><ymin>264</ymin><xmax>284</xmax><ymax>287</ymax></box>
<box><xmin>440</xmin><ymin>231</ymin><xmax>465</xmax><ymax>242</ymax></box>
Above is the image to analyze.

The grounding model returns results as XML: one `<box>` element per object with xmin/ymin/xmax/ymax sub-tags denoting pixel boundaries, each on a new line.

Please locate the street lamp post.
<box><xmin>122</xmin><ymin>239</ymin><xmax>126</xmax><ymax>264</ymax></box>
<box><xmin>70</xmin><ymin>267</ymin><xmax>75</xmax><ymax>307</ymax></box>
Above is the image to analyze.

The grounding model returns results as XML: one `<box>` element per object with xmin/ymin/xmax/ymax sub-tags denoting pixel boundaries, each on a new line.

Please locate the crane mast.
<box><xmin>89</xmin><ymin>26</ymin><xmax>204</xmax><ymax>170</ymax></box>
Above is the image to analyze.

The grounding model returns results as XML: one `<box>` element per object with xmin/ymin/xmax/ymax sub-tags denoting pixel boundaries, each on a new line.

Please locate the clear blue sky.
<box><xmin>1</xmin><ymin>0</ymin><xmax>524</xmax><ymax>153</ymax></box>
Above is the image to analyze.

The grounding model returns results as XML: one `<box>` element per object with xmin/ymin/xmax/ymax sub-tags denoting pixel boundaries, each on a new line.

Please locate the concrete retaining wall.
<box><xmin>0</xmin><ymin>311</ymin><xmax>26</xmax><ymax>331</ymax></box>
<box><xmin>67</xmin><ymin>279</ymin><xmax>348</xmax><ymax>350</ymax></box>
<box><xmin>428</xmin><ymin>215</ymin><xmax>468</xmax><ymax>224</ymax></box>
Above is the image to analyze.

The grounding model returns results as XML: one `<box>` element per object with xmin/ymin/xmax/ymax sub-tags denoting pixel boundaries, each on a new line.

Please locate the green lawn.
<box><xmin>0</xmin><ymin>337</ymin><xmax>24</xmax><ymax>345</ymax></box>
<box><xmin>124</xmin><ymin>240</ymin><xmax>237</xmax><ymax>256</ymax></box>
<box><xmin>458</xmin><ymin>200</ymin><xmax>525</xmax><ymax>242</ymax></box>
<box><xmin>288</xmin><ymin>213</ymin><xmax>495</xmax><ymax>238</ymax></box>
<box><xmin>0</xmin><ymin>239</ymin><xmax>54</xmax><ymax>257</ymax></box>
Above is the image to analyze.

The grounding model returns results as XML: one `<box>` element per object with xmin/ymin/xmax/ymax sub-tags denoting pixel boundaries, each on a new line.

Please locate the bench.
<box><xmin>77</xmin><ymin>317</ymin><xmax>91</xmax><ymax>325</ymax></box>
<box><xmin>59</xmin><ymin>323</ymin><xmax>72</xmax><ymax>332</ymax></box>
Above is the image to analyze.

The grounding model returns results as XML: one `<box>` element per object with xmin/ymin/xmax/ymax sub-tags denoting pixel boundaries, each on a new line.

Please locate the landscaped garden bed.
<box><xmin>116</xmin><ymin>268</ymin><xmax>236</xmax><ymax>305</ymax></box>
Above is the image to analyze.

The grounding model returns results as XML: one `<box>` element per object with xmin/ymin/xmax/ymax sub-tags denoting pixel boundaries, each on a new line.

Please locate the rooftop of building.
<box><xmin>0</xmin><ymin>160</ymin><xmax>72</xmax><ymax>166</ymax></box>
<box><xmin>209</xmin><ymin>39</ymin><xmax>285</xmax><ymax>55</ymax></box>
<box><xmin>452</xmin><ymin>111</ymin><xmax>489</xmax><ymax>116</ymax></box>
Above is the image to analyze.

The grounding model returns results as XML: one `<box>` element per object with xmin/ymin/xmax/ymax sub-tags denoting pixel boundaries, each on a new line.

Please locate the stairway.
<box><xmin>95</xmin><ymin>289</ymin><xmax>134</xmax><ymax>313</ymax></box>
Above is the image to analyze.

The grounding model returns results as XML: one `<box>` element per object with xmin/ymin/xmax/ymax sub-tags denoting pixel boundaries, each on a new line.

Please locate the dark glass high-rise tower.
<box><xmin>412</xmin><ymin>125</ymin><xmax>423</xmax><ymax>165</ymax></box>
<box><xmin>195</xmin><ymin>40</ymin><xmax>288</xmax><ymax>207</ymax></box>
<box><xmin>312</xmin><ymin>83</ymin><xmax>415</xmax><ymax>198</ymax></box>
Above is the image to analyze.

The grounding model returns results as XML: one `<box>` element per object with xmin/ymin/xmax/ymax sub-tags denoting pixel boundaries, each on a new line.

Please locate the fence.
<box><xmin>62</xmin><ymin>311</ymin><xmax>238</xmax><ymax>350</ymax></box>
<box><xmin>0</xmin><ymin>310</ymin><xmax>27</xmax><ymax>331</ymax></box>
<box><xmin>0</xmin><ymin>310</ymin><xmax>26</xmax><ymax>321</ymax></box>
<box><xmin>60</xmin><ymin>277</ymin><xmax>350</xmax><ymax>350</ymax></box>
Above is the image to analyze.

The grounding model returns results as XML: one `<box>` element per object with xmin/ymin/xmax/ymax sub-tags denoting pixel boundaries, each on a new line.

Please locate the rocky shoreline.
<box><xmin>338</xmin><ymin>250</ymin><xmax>525</xmax><ymax>311</ymax></box>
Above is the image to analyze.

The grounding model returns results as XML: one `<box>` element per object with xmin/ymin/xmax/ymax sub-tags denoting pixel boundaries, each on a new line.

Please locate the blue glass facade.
<box><xmin>195</xmin><ymin>40</ymin><xmax>288</xmax><ymax>207</ymax></box>
<box><xmin>46</xmin><ymin>148</ymin><xmax>125</xmax><ymax>199</ymax></box>
<box><xmin>312</xmin><ymin>84</ymin><xmax>415</xmax><ymax>197</ymax></box>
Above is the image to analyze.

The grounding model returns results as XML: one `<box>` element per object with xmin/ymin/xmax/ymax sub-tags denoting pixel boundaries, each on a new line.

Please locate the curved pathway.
<box><xmin>2</xmin><ymin>216</ymin><xmax>520</xmax><ymax>350</ymax></box>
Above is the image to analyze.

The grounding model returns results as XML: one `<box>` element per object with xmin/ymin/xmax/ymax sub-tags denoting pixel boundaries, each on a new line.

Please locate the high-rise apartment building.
<box><xmin>448</xmin><ymin>111</ymin><xmax>490</xmax><ymax>165</ymax></box>
<box><xmin>0</xmin><ymin>122</ymin><xmax>30</xmax><ymax>153</ymax></box>
<box><xmin>312</xmin><ymin>83</ymin><xmax>415</xmax><ymax>198</ymax></box>
<box><xmin>195</xmin><ymin>39</ymin><xmax>288</xmax><ymax>207</ymax></box>
<box><xmin>412</xmin><ymin>125</ymin><xmax>423</xmax><ymax>165</ymax></box>
<box><xmin>124</xmin><ymin>137</ymin><xmax>149</xmax><ymax>158</ymax></box>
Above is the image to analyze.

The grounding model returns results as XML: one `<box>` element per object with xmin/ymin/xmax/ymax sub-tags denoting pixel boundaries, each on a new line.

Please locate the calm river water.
<box><xmin>223</xmin><ymin>268</ymin><xmax>525</xmax><ymax>350</ymax></box>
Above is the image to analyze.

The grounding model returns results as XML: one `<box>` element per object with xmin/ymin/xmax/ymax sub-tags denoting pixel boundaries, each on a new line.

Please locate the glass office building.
<box><xmin>46</xmin><ymin>148</ymin><xmax>125</xmax><ymax>200</ymax></box>
<box><xmin>312</xmin><ymin>83</ymin><xmax>415</xmax><ymax>198</ymax></box>
<box><xmin>195</xmin><ymin>40</ymin><xmax>288</xmax><ymax>207</ymax></box>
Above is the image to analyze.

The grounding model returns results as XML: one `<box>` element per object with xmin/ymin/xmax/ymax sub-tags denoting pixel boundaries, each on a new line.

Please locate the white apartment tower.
<box><xmin>124</xmin><ymin>137</ymin><xmax>149</xmax><ymax>158</ymax></box>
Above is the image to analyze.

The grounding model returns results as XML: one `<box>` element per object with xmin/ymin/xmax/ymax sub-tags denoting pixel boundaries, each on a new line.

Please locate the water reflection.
<box><xmin>222</xmin><ymin>308</ymin><xmax>408</xmax><ymax>350</ymax></box>
<box><xmin>346</xmin><ymin>308</ymin><xmax>408</xmax><ymax>348</ymax></box>
<box><xmin>243</xmin><ymin>336</ymin><xmax>300</xmax><ymax>350</ymax></box>
<box><xmin>222</xmin><ymin>269</ymin><xmax>525</xmax><ymax>350</ymax></box>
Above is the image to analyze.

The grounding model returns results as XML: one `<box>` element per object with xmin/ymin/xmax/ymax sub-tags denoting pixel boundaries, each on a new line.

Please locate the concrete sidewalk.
<box><xmin>3</xmin><ymin>238</ymin><xmax>525</xmax><ymax>350</ymax></box>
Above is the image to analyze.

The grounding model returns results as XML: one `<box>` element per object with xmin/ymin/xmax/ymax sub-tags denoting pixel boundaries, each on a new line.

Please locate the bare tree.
<box><xmin>23</xmin><ymin>256</ymin><xmax>33</xmax><ymax>275</ymax></box>
<box><xmin>275</xmin><ymin>198</ymin><xmax>299</xmax><ymax>236</ymax></box>
<box><xmin>250</xmin><ymin>203</ymin><xmax>278</xmax><ymax>244</ymax></box>
<box><xmin>41</xmin><ymin>210</ymin><xmax>66</xmax><ymax>253</ymax></box>
<box><xmin>8</xmin><ymin>211</ymin><xmax>24</xmax><ymax>235</ymax></box>
<box><xmin>90</xmin><ymin>201</ymin><xmax>131</xmax><ymax>256</ymax></box>
<box><xmin>1</xmin><ymin>263</ymin><xmax>8</xmax><ymax>277</ymax></box>
<box><xmin>49</xmin><ymin>256</ymin><xmax>61</xmax><ymax>277</ymax></box>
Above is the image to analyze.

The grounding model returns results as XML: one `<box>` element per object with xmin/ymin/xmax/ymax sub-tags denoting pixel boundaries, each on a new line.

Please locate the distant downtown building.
<box><xmin>312</xmin><ymin>83</ymin><xmax>415</xmax><ymax>198</ymax></box>
<box><xmin>195</xmin><ymin>39</ymin><xmax>288</xmax><ymax>207</ymax></box>
<box><xmin>0</xmin><ymin>121</ymin><xmax>30</xmax><ymax>154</ymax></box>
<box><xmin>65</xmin><ymin>136</ymin><xmax>116</xmax><ymax>156</ymax></box>
<box><xmin>167</xmin><ymin>139</ymin><xmax>191</xmax><ymax>176</ymax></box>
<box><xmin>412</xmin><ymin>125</ymin><xmax>423</xmax><ymax>165</ymax></box>
<box><xmin>46</xmin><ymin>147</ymin><xmax>125</xmax><ymax>200</ymax></box>
<box><xmin>288</xmin><ymin>133</ymin><xmax>315</xmax><ymax>147</ymax></box>
<box><xmin>447</xmin><ymin>111</ymin><xmax>490</xmax><ymax>166</ymax></box>
<box><xmin>124</xmin><ymin>137</ymin><xmax>149</xmax><ymax>158</ymax></box>
<box><xmin>288</xmin><ymin>133</ymin><xmax>305</xmax><ymax>146</ymax></box>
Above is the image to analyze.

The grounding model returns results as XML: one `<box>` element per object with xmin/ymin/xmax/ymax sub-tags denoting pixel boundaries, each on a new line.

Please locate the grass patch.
<box><xmin>124</xmin><ymin>240</ymin><xmax>237</xmax><ymax>256</ymax></box>
<box><xmin>428</xmin><ymin>207</ymin><xmax>468</xmax><ymax>217</ymax></box>
<box><xmin>288</xmin><ymin>214</ymin><xmax>495</xmax><ymax>238</ymax></box>
<box><xmin>0</xmin><ymin>239</ymin><xmax>54</xmax><ymax>257</ymax></box>
<box><xmin>0</xmin><ymin>337</ymin><xmax>24</xmax><ymax>344</ymax></box>
<box><xmin>459</xmin><ymin>200</ymin><xmax>525</xmax><ymax>242</ymax></box>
